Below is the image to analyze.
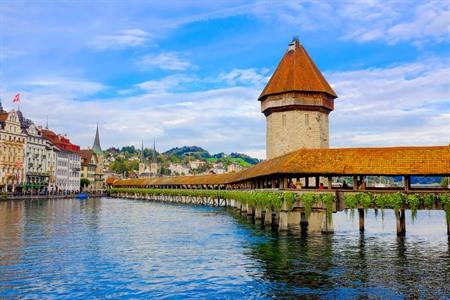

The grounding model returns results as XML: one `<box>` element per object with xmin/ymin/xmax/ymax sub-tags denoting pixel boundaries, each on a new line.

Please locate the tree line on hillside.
<box><xmin>105</xmin><ymin>145</ymin><xmax>261</xmax><ymax>176</ymax></box>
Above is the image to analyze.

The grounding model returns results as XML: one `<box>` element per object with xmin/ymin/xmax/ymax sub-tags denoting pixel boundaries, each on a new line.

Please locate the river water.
<box><xmin>0</xmin><ymin>198</ymin><xmax>449</xmax><ymax>299</ymax></box>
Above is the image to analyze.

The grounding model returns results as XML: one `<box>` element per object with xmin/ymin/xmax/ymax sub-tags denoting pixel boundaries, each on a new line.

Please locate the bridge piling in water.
<box><xmin>447</xmin><ymin>218</ymin><xmax>450</xmax><ymax>236</ymax></box>
<box><xmin>279</xmin><ymin>201</ymin><xmax>289</xmax><ymax>231</ymax></box>
<box><xmin>395</xmin><ymin>209</ymin><xmax>406</xmax><ymax>236</ymax></box>
<box><xmin>358</xmin><ymin>208</ymin><xmax>365</xmax><ymax>232</ymax></box>
<box><xmin>264</xmin><ymin>209</ymin><xmax>272</xmax><ymax>226</ymax></box>
<box><xmin>288</xmin><ymin>211</ymin><xmax>301</xmax><ymax>230</ymax></box>
<box><xmin>254</xmin><ymin>207</ymin><xmax>262</xmax><ymax>221</ymax></box>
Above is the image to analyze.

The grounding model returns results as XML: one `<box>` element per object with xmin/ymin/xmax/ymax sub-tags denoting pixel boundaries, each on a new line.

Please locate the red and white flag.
<box><xmin>12</xmin><ymin>93</ymin><xmax>20</xmax><ymax>103</ymax></box>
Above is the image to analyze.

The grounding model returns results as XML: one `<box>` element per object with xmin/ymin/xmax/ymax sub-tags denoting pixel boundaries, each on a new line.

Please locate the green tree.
<box><xmin>442</xmin><ymin>177</ymin><xmax>449</xmax><ymax>188</ymax></box>
<box><xmin>80</xmin><ymin>178</ymin><xmax>90</xmax><ymax>191</ymax></box>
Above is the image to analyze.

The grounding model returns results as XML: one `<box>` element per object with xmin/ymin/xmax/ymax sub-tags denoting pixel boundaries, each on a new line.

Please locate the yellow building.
<box><xmin>0</xmin><ymin>105</ymin><xmax>27</xmax><ymax>192</ymax></box>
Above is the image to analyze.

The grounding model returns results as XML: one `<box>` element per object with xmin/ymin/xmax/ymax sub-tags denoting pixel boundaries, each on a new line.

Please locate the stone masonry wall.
<box><xmin>266</xmin><ymin>109</ymin><xmax>329</xmax><ymax>159</ymax></box>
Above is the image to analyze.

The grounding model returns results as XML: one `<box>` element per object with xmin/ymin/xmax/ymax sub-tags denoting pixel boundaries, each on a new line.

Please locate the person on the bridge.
<box><xmin>319</xmin><ymin>183</ymin><xmax>325</xmax><ymax>190</ymax></box>
<box><xmin>288</xmin><ymin>181</ymin><xmax>297</xmax><ymax>189</ymax></box>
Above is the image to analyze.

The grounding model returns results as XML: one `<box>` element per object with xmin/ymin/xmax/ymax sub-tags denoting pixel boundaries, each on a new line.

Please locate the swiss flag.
<box><xmin>12</xmin><ymin>93</ymin><xmax>20</xmax><ymax>103</ymax></box>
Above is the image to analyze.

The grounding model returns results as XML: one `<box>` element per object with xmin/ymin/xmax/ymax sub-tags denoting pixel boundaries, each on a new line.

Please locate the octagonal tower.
<box><xmin>259</xmin><ymin>39</ymin><xmax>338</xmax><ymax>159</ymax></box>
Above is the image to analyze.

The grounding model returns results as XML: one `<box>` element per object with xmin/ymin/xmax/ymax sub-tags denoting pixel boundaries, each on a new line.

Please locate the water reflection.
<box><xmin>231</xmin><ymin>209</ymin><xmax>450</xmax><ymax>298</ymax></box>
<box><xmin>0</xmin><ymin>199</ymin><xmax>448</xmax><ymax>299</ymax></box>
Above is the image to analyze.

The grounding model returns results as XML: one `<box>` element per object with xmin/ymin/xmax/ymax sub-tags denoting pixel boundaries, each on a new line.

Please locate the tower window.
<box><xmin>305</xmin><ymin>114</ymin><xmax>309</xmax><ymax>125</ymax></box>
<box><xmin>282</xmin><ymin>114</ymin><xmax>286</xmax><ymax>127</ymax></box>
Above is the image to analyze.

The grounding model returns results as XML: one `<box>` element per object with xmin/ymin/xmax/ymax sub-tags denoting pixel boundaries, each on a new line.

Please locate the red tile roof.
<box><xmin>259</xmin><ymin>40</ymin><xmax>337</xmax><ymax>101</ymax></box>
<box><xmin>80</xmin><ymin>149</ymin><xmax>94</xmax><ymax>166</ymax></box>
<box><xmin>106</xmin><ymin>176</ymin><xmax>118</xmax><ymax>184</ymax></box>
<box><xmin>0</xmin><ymin>112</ymin><xmax>9</xmax><ymax>122</ymax></box>
<box><xmin>41</xmin><ymin>129</ymin><xmax>80</xmax><ymax>153</ymax></box>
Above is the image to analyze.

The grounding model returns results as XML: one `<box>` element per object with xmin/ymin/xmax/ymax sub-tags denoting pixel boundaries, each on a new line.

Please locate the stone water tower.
<box><xmin>259</xmin><ymin>38</ymin><xmax>338</xmax><ymax>159</ymax></box>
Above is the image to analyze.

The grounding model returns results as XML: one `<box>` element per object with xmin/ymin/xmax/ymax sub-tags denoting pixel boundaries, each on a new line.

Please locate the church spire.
<box><xmin>152</xmin><ymin>140</ymin><xmax>157</xmax><ymax>164</ymax></box>
<box><xmin>140</xmin><ymin>140</ymin><xmax>145</xmax><ymax>163</ymax></box>
<box><xmin>92</xmin><ymin>122</ymin><xmax>102</xmax><ymax>154</ymax></box>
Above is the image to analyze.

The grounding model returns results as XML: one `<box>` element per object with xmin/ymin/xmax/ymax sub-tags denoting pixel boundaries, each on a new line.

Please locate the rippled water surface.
<box><xmin>0</xmin><ymin>198</ymin><xmax>449</xmax><ymax>299</ymax></box>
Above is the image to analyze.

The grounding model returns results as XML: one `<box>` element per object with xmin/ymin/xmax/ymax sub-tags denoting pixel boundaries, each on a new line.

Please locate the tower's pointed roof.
<box><xmin>259</xmin><ymin>39</ymin><xmax>337</xmax><ymax>101</ymax></box>
<box><xmin>92</xmin><ymin>123</ymin><xmax>102</xmax><ymax>154</ymax></box>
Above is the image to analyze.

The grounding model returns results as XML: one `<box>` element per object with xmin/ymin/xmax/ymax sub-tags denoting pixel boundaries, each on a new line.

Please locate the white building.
<box><xmin>45</xmin><ymin>141</ymin><xmax>58</xmax><ymax>192</ymax></box>
<box><xmin>227</xmin><ymin>163</ymin><xmax>245</xmax><ymax>173</ymax></box>
<box><xmin>189</xmin><ymin>159</ymin><xmax>205</xmax><ymax>170</ymax></box>
<box><xmin>168</xmin><ymin>163</ymin><xmax>190</xmax><ymax>176</ymax></box>
<box><xmin>42</xmin><ymin>129</ymin><xmax>81</xmax><ymax>193</ymax></box>
<box><xmin>22</xmin><ymin>122</ymin><xmax>50</xmax><ymax>190</ymax></box>
<box><xmin>56</xmin><ymin>151</ymin><xmax>81</xmax><ymax>192</ymax></box>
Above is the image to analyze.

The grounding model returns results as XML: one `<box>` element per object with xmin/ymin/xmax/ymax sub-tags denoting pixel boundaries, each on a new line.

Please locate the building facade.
<box><xmin>22</xmin><ymin>122</ymin><xmax>50</xmax><ymax>190</ymax></box>
<box><xmin>42</xmin><ymin>129</ymin><xmax>81</xmax><ymax>192</ymax></box>
<box><xmin>80</xmin><ymin>150</ymin><xmax>101</xmax><ymax>190</ymax></box>
<box><xmin>0</xmin><ymin>105</ymin><xmax>26</xmax><ymax>192</ymax></box>
<box><xmin>259</xmin><ymin>38</ymin><xmax>338</xmax><ymax>159</ymax></box>
<box><xmin>90</xmin><ymin>124</ymin><xmax>104</xmax><ymax>190</ymax></box>
<box><xmin>45</xmin><ymin>140</ymin><xmax>58</xmax><ymax>193</ymax></box>
<box><xmin>80</xmin><ymin>126</ymin><xmax>104</xmax><ymax>191</ymax></box>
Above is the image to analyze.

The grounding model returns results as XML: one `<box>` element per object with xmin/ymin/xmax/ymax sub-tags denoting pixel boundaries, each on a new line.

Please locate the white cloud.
<box><xmin>244</xmin><ymin>0</ymin><xmax>449</xmax><ymax>46</ymax></box>
<box><xmin>88</xmin><ymin>29</ymin><xmax>150</xmax><ymax>50</ymax></box>
<box><xmin>135</xmin><ymin>74</ymin><xmax>195</xmax><ymax>94</ymax></box>
<box><xmin>218</xmin><ymin>68</ymin><xmax>270</xmax><ymax>86</ymax></box>
<box><xmin>340</xmin><ymin>0</ymin><xmax>450</xmax><ymax>45</ymax></box>
<box><xmin>25</xmin><ymin>78</ymin><xmax>107</xmax><ymax>96</ymax></box>
<box><xmin>2</xmin><ymin>57</ymin><xmax>447</xmax><ymax>159</ymax></box>
<box><xmin>138</xmin><ymin>52</ymin><xmax>194</xmax><ymax>71</ymax></box>
<box><xmin>386</xmin><ymin>1</ymin><xmax>450</xmax><ymax>45</ymax></box>
<box><xmin>2</xmin><ymin>84</ymin><xmax>265</xmax><ymax>155</ymax></box>
<box><xmin>328</xmin><ymin>59</ymin><xmax>450</xmax><ymax>147</ymax></box>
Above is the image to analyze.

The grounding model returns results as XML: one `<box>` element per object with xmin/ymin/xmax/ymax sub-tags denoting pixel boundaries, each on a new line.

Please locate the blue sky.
<box><xmin>0</xmin><ymin>0</ymin><xmax>449</xmax><ymax>158</ymax></box>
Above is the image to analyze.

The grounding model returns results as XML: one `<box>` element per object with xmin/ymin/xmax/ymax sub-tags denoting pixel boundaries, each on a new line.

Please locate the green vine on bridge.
<box><xmin>344</xmin><ymin>192</ymin><xmax>450</xmax><ymax>220</ymax></box>
<box><xmin>108</xmin><ymin>188</ymin><xmax>338</xmax><ymax>221</ymax></box>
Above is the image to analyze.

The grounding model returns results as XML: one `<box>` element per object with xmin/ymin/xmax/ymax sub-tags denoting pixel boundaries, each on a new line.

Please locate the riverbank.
<box><xmin>0</xmin><ymin>193</ymin><xmax>106</xmax><ymax>201</ymax></box>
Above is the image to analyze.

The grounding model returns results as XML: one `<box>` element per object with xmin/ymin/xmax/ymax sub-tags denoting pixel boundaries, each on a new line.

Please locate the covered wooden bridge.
<box><xmin>113</xmin><ymin>145</ymin><xmax>450</xmax><ymax>192</ymax></box>
<box><xmin>112</xmin><ymin>145</ymin><xmax>450</xmax><ymax>236</ymax></box>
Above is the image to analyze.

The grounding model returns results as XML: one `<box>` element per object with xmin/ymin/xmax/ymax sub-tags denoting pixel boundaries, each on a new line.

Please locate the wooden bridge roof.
<box><xmin>113</xmin><ymin>173</ymin><xmax>238</xmax><ymax>187</ymax></box>
<box><xmin>113</xmin><ymin>146</ymin><xmax>450</xmax><ymax>187</ymax></box>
